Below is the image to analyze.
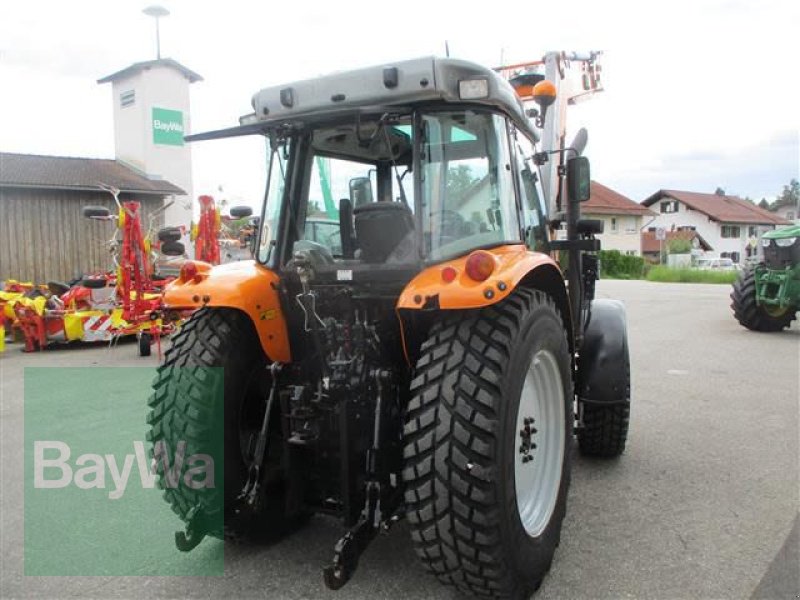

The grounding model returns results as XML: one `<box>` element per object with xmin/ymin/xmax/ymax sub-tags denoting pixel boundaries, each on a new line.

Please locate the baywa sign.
<box><xmin>152</xmin><ymin>107</ymin><xmax>185</xmax><ymax>146</ymax></box>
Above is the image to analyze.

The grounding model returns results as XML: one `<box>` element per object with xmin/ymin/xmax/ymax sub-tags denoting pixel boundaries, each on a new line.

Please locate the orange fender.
<box><xmin>397</xmin><ymin>244</ymin><xmax>561</xmax><ymax>310</ymax></box>
<box><xmin>163</xmin><ymin>260</ymin><xmax>291</xmax><ymax>363</ymax></box>
<box><xmin>395</xmin><ymin>244</ymin><xmax>569</xmax><ymax>364</ymax></box>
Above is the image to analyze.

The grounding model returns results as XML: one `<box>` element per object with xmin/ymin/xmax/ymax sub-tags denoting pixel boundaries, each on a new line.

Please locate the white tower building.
<box><xmin>98</xmin><ymin>58</ymin><xmax>202</xmax><ymax>228</ymax></box>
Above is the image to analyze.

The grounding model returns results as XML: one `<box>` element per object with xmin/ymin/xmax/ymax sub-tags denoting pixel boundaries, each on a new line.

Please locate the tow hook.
<box><xmin>175</xmin><ymin>503</ymin><xmax>208</xmax><ymax>552</ymax></box>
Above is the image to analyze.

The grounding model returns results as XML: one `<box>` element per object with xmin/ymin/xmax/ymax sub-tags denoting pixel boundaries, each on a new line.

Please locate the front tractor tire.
<box><xmin>147</xmin><ymin>307</ymin><xmax>302</xmax><ymax>542</ymax></box>
<box><xmin>577</xmin><ymin>396</ymin><xmax>630</xmax><ymax>458</ymax></box>
<box><xmin>403</xmin><ymin>289</ymin><xmax>572</xmax><ymax>599</ymax></box>
<box><xmin>731</xmin><ymin>268</ymin><xmax>796</xmax><ymax>332</ymax></box>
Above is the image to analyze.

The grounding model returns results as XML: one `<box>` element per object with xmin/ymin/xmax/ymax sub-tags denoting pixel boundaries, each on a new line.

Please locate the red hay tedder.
<box><xmin>14</xmin><ymin>185</ymin><xmax>185</xmax><ymax>356</ymax></box>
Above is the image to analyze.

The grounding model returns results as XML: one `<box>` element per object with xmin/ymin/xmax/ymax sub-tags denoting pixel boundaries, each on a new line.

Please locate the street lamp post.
<box><xmin>143</xmin><ymin>5</ymin><xmax>170</xmax><ymax>60</ymax></box>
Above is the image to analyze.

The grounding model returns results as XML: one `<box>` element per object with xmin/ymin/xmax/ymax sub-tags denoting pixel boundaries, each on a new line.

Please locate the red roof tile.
<box><xmin>642</xmin><ymin>190</ymin><xmax>790</xmax><ymax>226</ymax></box>
<box><xmin>641</xmin><ymin>229</ymin><xmax>713</xmax><ymax>254</ymax></box>
<box><xmin>583</xmin><ymin>181</ymin><xmax>656</xmax><ymax>216</ymax></box>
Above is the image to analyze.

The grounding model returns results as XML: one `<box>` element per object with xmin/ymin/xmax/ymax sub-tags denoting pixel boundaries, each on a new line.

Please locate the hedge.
<box><xmin>598</xmin><ymin>250</ymin><xmax>646</xmax><ymax>279</ymax></box>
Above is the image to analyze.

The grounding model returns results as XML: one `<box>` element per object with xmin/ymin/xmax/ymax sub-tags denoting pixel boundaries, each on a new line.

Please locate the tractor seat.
<box><xmin>353</xmin><ymin>202</ymin><xmax>415</xmax><ymax>263</ymax></box>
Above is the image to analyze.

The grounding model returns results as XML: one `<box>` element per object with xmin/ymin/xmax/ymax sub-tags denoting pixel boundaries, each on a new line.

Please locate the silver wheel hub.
<box><xmin>514</xmin><ymin>349</ymin><xmax>565</xmax><ymax>538</ymax></box>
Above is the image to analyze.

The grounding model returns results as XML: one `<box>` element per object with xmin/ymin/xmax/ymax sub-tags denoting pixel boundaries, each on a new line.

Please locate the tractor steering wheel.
<box><xmin>431</xmin><ymin>209</ymin><xmax>466</xmax><ymax>238</ymax></box>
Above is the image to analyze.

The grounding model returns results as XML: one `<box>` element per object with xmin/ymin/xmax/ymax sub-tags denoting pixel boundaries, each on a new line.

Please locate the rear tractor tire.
<box><xmin>404</xmin><ymin>289</ymin><xmax>573</xmax><ymax>599</ymax></box>
<box><xmin>146</xmin><ymin>307</ymin><xmax>304</xmax><ymax>543</ymax></box>
<box><xmin>731</xmin><ymin>267</ymin><xmax>796</xmax><ymax>332</ymax></box>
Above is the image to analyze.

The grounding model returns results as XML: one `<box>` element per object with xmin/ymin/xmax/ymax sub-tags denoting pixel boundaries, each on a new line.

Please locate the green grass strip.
<box><xmin>645</xmin><ymin>266</ymin><xmax>738</xmax><ymax>284</ymax></box>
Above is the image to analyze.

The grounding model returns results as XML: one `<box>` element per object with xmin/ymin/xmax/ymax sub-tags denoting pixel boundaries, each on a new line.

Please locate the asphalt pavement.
<box><xmin>1</xmin><ymin>279</ymin><xmax>797</xmax><ymax>599</ymax></box>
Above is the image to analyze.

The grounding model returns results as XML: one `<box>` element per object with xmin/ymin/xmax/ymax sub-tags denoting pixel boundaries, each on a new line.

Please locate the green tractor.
<box><xmin>731</xmin><ymin>224</ymin><xmax>799</xmax><ymax>331</ymax></box>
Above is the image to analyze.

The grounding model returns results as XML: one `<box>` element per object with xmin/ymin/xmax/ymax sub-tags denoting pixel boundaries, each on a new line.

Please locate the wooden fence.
<box><xmin>0</xmin><ymin>187</ymin><xmax>165</xmax><ymax>283</ymax></box>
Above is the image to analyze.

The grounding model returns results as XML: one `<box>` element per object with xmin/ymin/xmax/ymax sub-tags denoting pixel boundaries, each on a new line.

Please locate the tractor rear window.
<box><xmin>289</xmin><ymin>116</ymin><xmax>416</xmax><ymax>265</ymax></box>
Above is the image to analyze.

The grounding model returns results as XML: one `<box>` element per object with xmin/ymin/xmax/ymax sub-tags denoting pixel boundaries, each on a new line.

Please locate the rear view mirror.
<box><xmin>229</xmin><ymin>205</ymin><xmax>253</xmax><ymax>219</ymax></box>
<box><xmin>567</xmin><ymin>156</ymin><xmax>591</xmax><ymax>203</ymax></box>
<box><xmin>349</xmin><ymin>177</ymin><xmax>373</xmax><ymax>208</ymax></box>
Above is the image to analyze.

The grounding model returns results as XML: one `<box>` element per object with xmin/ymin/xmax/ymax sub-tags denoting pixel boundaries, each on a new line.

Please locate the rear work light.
<box><xmin>459</xmin><ymin>78</ymin><xmax>489</xmax><ymax>100</ymax></box>
<box><xmin>464</xmin><ymin>251</ymin><xmax>496</xmax><ymax>282</ymax></box>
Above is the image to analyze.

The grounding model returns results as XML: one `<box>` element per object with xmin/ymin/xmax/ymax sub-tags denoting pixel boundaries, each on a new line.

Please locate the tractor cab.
<box><xmin>190</xmin><ymin>57</ymin><xmax>550</xmax><ymax>280</ymax></box>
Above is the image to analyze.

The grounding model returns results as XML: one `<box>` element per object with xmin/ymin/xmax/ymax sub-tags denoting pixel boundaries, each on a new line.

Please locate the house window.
<box><xmin>678</xmin><ymin>225</ymin><xmax>696</xmax><ymax>232</ymax></box>
<box><xmin>660</xmin><ymin>200</ymin><xmax>678</xmax><ymax>213</ymax></box>
<box><xmin>721</xmin><ymin>225</ymin><xmax>741</xmax><ymax>238</ymax></box>
<box><xmin>625</xmin><ymin>217</ymin><xmax>636</xmax><ymax>233</ymax></box>
<box><xmin>748</xmin><ymin>226</ymin><xmax>757</xmax><ymax>237</ymax></box>
<box><xmin>722</xmin><ymin>251</ymin><xmax>741</xmax><ymax>264</ymax></box>
<box><xmin>611</xmin><ymin>217</ymin><xmax>618</xmax><ymax>232</ymax></box>
<box><xmin>120</xmin><ymin>90</ymin><xmax>135</xmax><ymax>108</ymax></box>
<box><xmin>787</xmin><ymin>211</ymin><xmax>795</xmax><ymax>220</ymax></box>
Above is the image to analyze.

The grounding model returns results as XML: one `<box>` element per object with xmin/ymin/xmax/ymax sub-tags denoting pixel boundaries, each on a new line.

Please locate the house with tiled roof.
<box><xmin>0</xmin><ymin>152</ymin><xmax>183</xmax><ymax>282</ymax></box>
<box><xmin>640</xmin><ymin>229</ymin><xmax>713</xmax><ymax>263</ymax></box>
<box><xmin>641</xmin><ymin>189</ymin><xmax>790</xmax><ymax>264</ymax></box>
<box><xmin>582</xmin><ymin>182</ymin><xmax>655</xmax><ymax>256</ymax></box>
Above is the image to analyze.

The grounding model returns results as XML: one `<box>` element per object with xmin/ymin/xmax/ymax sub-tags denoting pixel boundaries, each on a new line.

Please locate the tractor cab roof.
<box><xmin>187</xmin><ymin>57</ymin><xmax>537</xmax><ymax>143</ymax></box>
<box><xmin>763</xmin><ymin>224</ymin><xmax>800</xmax><ymax>239</ymax></box>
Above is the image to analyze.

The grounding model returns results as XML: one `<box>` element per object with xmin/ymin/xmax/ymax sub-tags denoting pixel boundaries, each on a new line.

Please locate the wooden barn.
<box><xmin>0</xmin><ymin>152</ymin><xmax>183</xmax><ymax>283</ymax></box>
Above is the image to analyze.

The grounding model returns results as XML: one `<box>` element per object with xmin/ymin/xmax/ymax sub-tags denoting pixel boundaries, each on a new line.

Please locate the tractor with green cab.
<box><xmin>731</xmin><ymin>224</ymin><xmax>800</xmax><ymax>331</ymax></box>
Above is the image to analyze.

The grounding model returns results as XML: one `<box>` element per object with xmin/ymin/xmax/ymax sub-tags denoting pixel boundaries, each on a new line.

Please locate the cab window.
<box><xmin>513</xmin><ymin>127</ymin><xmax>548</xmax><ymax>251</ymax></box>
<box><xmin>420</xmin><ymin>110</ymin><xmax>520</xmax><ymax>260</ymax></box>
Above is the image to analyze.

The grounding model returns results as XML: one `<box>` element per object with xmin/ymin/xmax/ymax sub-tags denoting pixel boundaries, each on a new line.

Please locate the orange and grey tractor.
<box><xmin>148</xmin><ymin>52</ymin><xmax>631</xmax><ymax>598</ymax></box>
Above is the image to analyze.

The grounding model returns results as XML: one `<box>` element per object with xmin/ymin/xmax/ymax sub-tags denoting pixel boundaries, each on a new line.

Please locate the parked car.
<box><xmin>695</xmin><ymin>257</ymin><xmax>740</xmax><ymax>271</ymax></box>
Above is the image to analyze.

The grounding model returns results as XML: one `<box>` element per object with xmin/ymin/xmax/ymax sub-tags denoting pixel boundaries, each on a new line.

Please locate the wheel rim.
<box><xmin>514</xmin><ymin>349</ymin><xmax>565</xmax><ymax>538</ymax></box>
<box><xmin>763</xmin><ymin>304</ymin><xmax>788</xmax><ymax>318</ymax></box>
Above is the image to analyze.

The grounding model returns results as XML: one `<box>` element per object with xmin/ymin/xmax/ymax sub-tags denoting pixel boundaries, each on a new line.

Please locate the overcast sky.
<box><xmin>1</xmin><ymin>0</ymin><xmax>797</xmax><ymax>209</ymax></box>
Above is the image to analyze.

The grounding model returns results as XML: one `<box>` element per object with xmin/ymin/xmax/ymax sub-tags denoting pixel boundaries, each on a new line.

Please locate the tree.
<box><xmin>307</xmin><ymin>200</ymin><xmax>324</xmax><ymax>216</ymax></box>
<box><xmin>447</xmin><ymin>165</ymin><xmax>479</xmax><ymax>202</ymax></box>
<box><xmin>667</xmin><ymin>238</ymin><xmax>693</xmax><ymax>254</ymax></box>
<box><xmin>773</xmin><ymin>178</ymin><xmax>800</xmax><ymax>210</ymax></box>
<box><xmin>714</xmin><ymin>187</ymin><xmax>726</xmax><ymax>196</ymax></box>
<box><xmin>758</xmin><ymin>198</ymin><xmax>770</xmax><ymax>210</ymax></box>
